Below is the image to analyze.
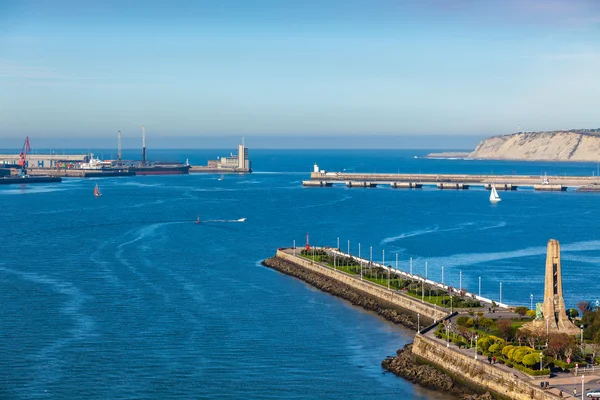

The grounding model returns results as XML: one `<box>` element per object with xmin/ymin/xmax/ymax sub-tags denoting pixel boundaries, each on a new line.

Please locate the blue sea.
<box><xmin>2</xmin><ymin>149</ymin><xmax>600</xmax><ymax>399</ymax></box>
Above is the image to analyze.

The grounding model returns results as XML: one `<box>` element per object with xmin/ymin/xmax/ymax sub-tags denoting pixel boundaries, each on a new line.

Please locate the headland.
<box><xmin>428</xmin><ymin>129</ymin><xmax>600</xmax><ymax>162</ymax></box>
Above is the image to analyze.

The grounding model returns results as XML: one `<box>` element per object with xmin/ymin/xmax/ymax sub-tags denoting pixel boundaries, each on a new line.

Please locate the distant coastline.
<box><xmin>427</xmin><ymin>129</ymin><xmax>600</xmax><ymax>162</ymax></box>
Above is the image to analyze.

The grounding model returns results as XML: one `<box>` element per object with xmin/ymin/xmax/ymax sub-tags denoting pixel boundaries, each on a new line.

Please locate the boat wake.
<box><xmin>203</xmin><ymin>218</ymin><xmax>247</xmax><ymax>223</ymax></box>
<box><xmin>380</xmin><ymin>223</ymin><xmax>474</xmax><ymax>245</ymax></box>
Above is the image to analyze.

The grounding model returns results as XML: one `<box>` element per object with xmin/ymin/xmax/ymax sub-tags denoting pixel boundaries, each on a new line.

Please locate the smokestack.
<box><xmin>142</xmin><ymin>126</ymin><xmax>146</xmax><ymax>164</ymax></box>
<box><xmin>118</xmin><ymin>130</ymin><xmax>122</xmax><ymax>162</ymax></box>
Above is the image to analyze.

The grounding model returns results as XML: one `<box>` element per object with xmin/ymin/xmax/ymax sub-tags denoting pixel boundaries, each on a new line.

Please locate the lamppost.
<box><xmin>581</xmin><ymin>326</ymin><xmax>584</xmax><ymax>354</ymax></box>
<box><xmin>369</xmin><ymin>246</ymin><xmax>372</xmax><ymax>266</ymax></box>
<box><xmin>475</xmin><ymin>335</ymin><xmax>478</xmax><ymax>360</ymax></box>
<box><xmin>500</xmin><ymin>282</ymin><xmax>502</xmax><ymax>305</ymax></box>
<box><xmin>478</xmin><ymin>276</ymin><xmax>481</xmax><ymax>298</ymax></box>
<box><xmin>417</xmin><ymin>313</ymin><xmax>420</xmax><ymax>333</ymax></box>
<box><xmin>530</xmin><ymin>294</ymin><xmax>533</xmax><ymax>310</ymax></box>
<box><xmin>293</xmin><ymin>239</ymin><xmax>296</xmax><ymax>256</ymax></box>
<box><xmin>446</xmin><ymin>322</ymin><xmax>450</xmax><ymax>347</ymax></box>
<box><xmin>396</xmin><ymin>253</ymin><xmax>398</xmax><ymax>273</ymax></box>
<box><xmin>421</xmin><ymin>278</ymin><xmax>424</xmax><ymax>303</ymax></box>
<box><xmin>539</xmin><ymin>351</ymin><xmax>543</xmax><ymax>371</ymax></box>
<box><xmin>459</xmin><ymin>271</ymin><xmax>462</xmax><ymax>291</ymax></box>
<box><xmin>425</xmin><ymin>261</ymin><xmax>428</xmax><ymax>279</ymax></box>
<box><xmin>359</xmin><ymin>243</ymin><xmax>362</xmax><ymax>280</ymax></box>
<box><xmin>441</xmin><ymin>266</ymin><xmax>444</xmax><ymax>285</ymax></box>
<box><xmin>337</xmin><ymin>237</ymin><xmax>339</xmax><ymax>250</ymax></box>
<box><xmin>410</xmin><ymin>257</ymin><xmax>413</xmax><ymax>275</ymax></box>
<box><xmin>347</xmin><ymin>240</ymin><xmax>350</xmax><ymax>255</ymax></box>
<box><xmin>582</xmin><ymin>375</ymin><xmax>585</xmax><ymax>400</ymax></box>
<box><xmin>384</xmin><ymin>250</ymin><xmax>389</xmax><ymax>290</ymax></box>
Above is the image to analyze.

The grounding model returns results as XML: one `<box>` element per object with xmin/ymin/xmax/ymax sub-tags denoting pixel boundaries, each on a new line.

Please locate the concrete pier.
<box><xmin>390</xmin><ymin>182</ymin><xmax>422</xmax><ymax>189</ymax></box>
<box><xmin>533</xmin><ymin>184</ymin><xmax>566</xmax><ymax>191</ymax></box>
<box><xmin>302</xmin><ymin>180</ymin><xmax>333</xmax><ymax>187</ymax></box>
<box><xmin>308</xmin><ymin>170</ymin><xmax>599</xmax><ymax>190</ymax></box>
<box><xmin>484</xmin><ymin>183</ymin><xmax>517</xmax><ymax>190</ymax></box>
<box><xmin>346</xmin><ymin>181</ymin><xmax>377</xmax><ymax>188</ymax></box>
<box><xmin>437</xmin><ymin>183</ymin><xmax>469</xmax><ymax>189</ymax></box>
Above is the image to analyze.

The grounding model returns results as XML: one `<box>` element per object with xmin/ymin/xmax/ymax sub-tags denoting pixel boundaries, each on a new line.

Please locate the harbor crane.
<box><xmin>17</xmin><ymin>136</ymin><xmax>31</xmax><ymax>176</ymax></box>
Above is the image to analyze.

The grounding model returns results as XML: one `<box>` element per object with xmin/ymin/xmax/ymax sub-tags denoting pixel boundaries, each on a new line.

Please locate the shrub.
<box><xmin>512</xmin><ymin>347</ymin><xmax>534</xmax><ymax>363</ymax></box>
<box><xmin>522</xmin><ymin>353</ymin><xmax>542</xmax><ymax>367</ymax></box>
<box><xmin>502</xmin><ymin>345</ymin><xmax>515</xmax><ymax>357</ymax></box>
<box><xmin>466</xmin><ymin>318</ymin><xmax>474</xmax><ymax>328</ymax></box>
<box><xmin>526</xmin><ymin>310</ymin><xmax>536</xmax><ymax>318</ymax></box>
<box><xmin>456</xmin><ymin>316</ymin><xmax>469</xmax><ymax>326</ymax></box>
<box><xmin>489</xmin><ymin>343</ymin><xmax>505</xmax><ymax>355</ymax></box>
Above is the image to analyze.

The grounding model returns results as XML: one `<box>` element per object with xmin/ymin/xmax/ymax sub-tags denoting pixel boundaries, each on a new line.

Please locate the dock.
<box><xmin>305</xmin><ymin>170</ymin><xmax>584</xmax><ymax>191</ymax></box>
<box><xmin>0</xmin><ymin>175</ymin><xmax>62</xmax><ymax>185</ymax></box>
<box><xmin>26</xmin><ymin>168</ymin><xmax>134</xmax><ymax>178</ymax></box>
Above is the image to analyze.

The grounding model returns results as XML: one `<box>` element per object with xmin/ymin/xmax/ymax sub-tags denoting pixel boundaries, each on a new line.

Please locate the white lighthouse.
<box><xmin>313</xmin><ymin>163</ymin><xmax>319</xmax><ymax>173</ymax></box>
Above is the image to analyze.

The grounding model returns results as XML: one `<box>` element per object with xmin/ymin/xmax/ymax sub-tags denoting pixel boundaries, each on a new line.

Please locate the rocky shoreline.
<box><xmin>382</xmin><ymin>344</ymin><xmax>494</xmax><ymax>400</ymax></box>
<box><xmin>262</xmin><ymin>255</ymin><xmax>494</xmax><ymax>399</ymax></box>
<box><xmin>262</xmin><ymin>256</ymin><xmax>418</xmax><ymax>330</ymax></box>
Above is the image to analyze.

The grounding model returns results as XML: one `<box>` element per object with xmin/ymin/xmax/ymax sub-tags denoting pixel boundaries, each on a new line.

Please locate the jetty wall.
<box><xmin>412</xmin><ymin>335</ymin><xmax>558</xmax><ymax>400</ymax></box>
<box><xmin>274</xmin><ymin>250</ymin><xmax>448</xmax><ymax>322</ymax></box>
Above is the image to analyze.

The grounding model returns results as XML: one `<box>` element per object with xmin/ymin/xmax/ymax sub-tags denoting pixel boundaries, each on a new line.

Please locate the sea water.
<box><xmin>1</xmin><ymin>149</ymin><xmax>599</xmax><ymax>399</ymax></box>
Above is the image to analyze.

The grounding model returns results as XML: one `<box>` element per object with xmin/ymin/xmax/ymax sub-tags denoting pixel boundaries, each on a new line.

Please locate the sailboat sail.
<box><xmin>489</xmin><ymin>185</ymin><xmax>501</xmax><ymax>203</ymax></box>
<box><xmin>94</xmin><ymin>183</ymin><xmax>102</xmax><ymax>197</ymax></box>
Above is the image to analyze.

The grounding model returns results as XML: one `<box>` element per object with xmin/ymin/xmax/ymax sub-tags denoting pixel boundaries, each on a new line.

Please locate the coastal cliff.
<box><xmin>468</xmin><ymin>129</ymin><xmax>600</xmax><ymax>161</ymax></box>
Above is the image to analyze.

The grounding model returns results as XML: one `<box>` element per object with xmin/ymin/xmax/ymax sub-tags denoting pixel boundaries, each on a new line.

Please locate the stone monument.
<box><xmin>523</xmin><ymin>239</ymin><xmax>579</xmax><ymax>335</ymax></box>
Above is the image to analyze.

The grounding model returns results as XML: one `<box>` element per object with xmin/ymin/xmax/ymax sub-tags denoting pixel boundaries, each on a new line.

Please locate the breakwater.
<box><xmin>263</xmin><ymin>255</ymin><xmax>421</xmax><ymax>329</ymax></box>
<box><xmin>382</xmin><ymin>344</ymin><xmax>494</xmax><ymax>400</ymax></box>
<box><xmin>306</xmin><ymin>171</ymin><xmax>600</xmax><ymax>190</ymax></box>
<box><xmin>409</xmin><ymin>334</ymin><xmax>558</xmax><ymax>400</ymax></box>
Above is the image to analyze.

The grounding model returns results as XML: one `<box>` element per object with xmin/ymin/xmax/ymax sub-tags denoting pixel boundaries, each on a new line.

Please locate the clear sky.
<box><xmin>1</xmin><ymin>0</ymin><xmax>600</xmax><ymax>147</ymax></box>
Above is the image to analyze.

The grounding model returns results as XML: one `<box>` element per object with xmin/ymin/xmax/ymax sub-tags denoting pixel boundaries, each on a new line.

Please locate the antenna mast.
<box><xmin>142</xmin><ymin>126</ymin><xmax>146</xmax><ymax>164</ymax></box>
<box><xmin>118</xmin><ymin>131</ymin><xmax>122</xmax><ymax>163</ymax></box>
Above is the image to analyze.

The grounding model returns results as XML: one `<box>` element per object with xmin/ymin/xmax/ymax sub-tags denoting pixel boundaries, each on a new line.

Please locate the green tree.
<box><xmin>568</xmin><ymin>308</ymin><xmax>579</xmax><ymax>319</ymax></box>
<box><xmin>514</xmin><ymin>306</ymin><xmax>528</xmax><ymax>320</ymax></box>
<box><xmin>526</xmin><ymin>310</ymin><xmax>536</xmax><ymax>318</ymax></box>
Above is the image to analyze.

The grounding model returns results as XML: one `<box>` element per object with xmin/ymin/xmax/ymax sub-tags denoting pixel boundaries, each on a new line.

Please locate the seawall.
<box><xmin>271</xmin><ymin>249</ymin><xmax>449</xmax><ymax>323</ymax></box>
<box><xmin>410</xmin><ymin>335</ymin><xmax>559</xmax><ymax>400</ymax></box>
<box><xmin>263</xmin><ymin>251</ymin><xmax>448</xmax><ymax>330</ymax></box>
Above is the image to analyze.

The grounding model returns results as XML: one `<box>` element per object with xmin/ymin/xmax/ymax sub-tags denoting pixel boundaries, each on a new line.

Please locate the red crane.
<box><xmin>17</xmin><ymin>136</ymin><xmax>31</xmax><ymax>175</ymax></box>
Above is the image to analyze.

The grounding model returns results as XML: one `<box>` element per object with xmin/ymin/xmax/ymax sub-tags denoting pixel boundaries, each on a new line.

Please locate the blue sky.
<box><xmin>1</xmin><ymin>0</ymin><xmax>600</xmax><ymax>147</ymax></box>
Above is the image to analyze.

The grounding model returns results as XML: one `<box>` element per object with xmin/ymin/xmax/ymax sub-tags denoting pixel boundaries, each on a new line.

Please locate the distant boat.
<box><xmin>94</xmin><ymin>183</ymin><xmax>102</xmax><ymax>197</ymax></box>
<box><xmin>489</xmin><ymin>185</ymin><xmax>501</xmax><ymax>203</ymax></box>
<box><xmin>196</xmin><ymin>215</ymin><xmax>201</xmax><ymax>224</ymax></box>
<box><xmin>237</xmin><ymin>218</ymin><xmax>246</xmax><ymax>222</ymax></box>
<box><xmin>218</xmin><ymin>174</ymin><xmax>224</xmax><ymax>181</ymax></box>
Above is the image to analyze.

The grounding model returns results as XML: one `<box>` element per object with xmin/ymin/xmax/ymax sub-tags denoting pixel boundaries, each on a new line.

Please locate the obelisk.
<box><xmin>542</xmin><ymin>239</ymin><xmax>579</xmax><ymax>334</ymax></box>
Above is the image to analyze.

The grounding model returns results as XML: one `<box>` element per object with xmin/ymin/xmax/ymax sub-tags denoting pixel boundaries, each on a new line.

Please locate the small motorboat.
<box><xmin>196</xmin><ymin>216</ymin><xmax>201</xmax><ymax>224</ymax></box>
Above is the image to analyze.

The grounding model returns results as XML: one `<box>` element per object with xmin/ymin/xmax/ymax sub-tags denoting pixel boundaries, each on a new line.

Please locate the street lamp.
<box><xmin>582</xmin><ymin>375</ymin><xmax>585</xmax><ymax>400</ymax></box>
<box><xmin>417</xmin><ymin>313</ymin><xmax>420</xmax><ymax>333</ymax></box>
<box><xmin>581</xmin><ymin>326</ymin><xmax>584</xmax><ymax>354</ymax></box>
<box><xmin>337</xmin><ymin>237</ymin><xmax>340</xmax><ymax>250</ymax></box>
<box><xmin>293</xmin><ymin>239</ymin><xmax>296</xmax><ymax>256</ymax></box>
<box><xmin>530</xmin><ymin>294</ymin><xmax>533</xmax><ymax>310</ymax></box>
<box><xmin>446</xmin><ymin>322</ymin><xmax>450</xmax><ymax>347</ymax></box>
<box><xmin>539</xmin><ymin>351</ymin><xmax>543</xmax><ymax>371</ymax></box>
<box><xmin>459</xmin><ymin>271</ymin><xmax>462</xmax><ymax>291</ymax></box>
<box><xmin>475</xmin><ymin>335</ymin><xmax>478</xmax><ymax>360</ymax></box>
<box><xmin>441</xmin><ymin>266</ymin><xmax>444</xmax><ymax>285</ymax></box>
<box><xmin>500</xmin><ymin>282</ymin><xmax>502</xmax><ymax>305</ymax></box>
<box><xmin>425</xmin><ymin>261</ymin><xmax>428</xmax><ymax>279</ymax></box>
<box><xmin>478</xmin><ymin>276</ymin><xmax>481</xmax><ymax>298</ymax></box>
<box><xmin>348</xmin><ymin>240</ymin><xmax>350</xmax><ymax>255</ymax></box>
<box><xmin>359</xmin><ymin>243</ymin><xmax>362</xmax><ymax>280</ymax></box>
<box><xmin>546</xmin><ymin>317</ymin><xmax>549</xmax><ymax>346</ymax></box>
<box><xmin>410</xmin><ymin>257</ymin><xmax>413</xmax><ymax>275</ymax></box>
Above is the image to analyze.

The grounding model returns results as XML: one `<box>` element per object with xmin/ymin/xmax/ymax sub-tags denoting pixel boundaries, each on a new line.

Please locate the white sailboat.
<box><xmin>489</xmin><ymin>185</ymin><xmax>501</xmax><ymax>203</ymax></box>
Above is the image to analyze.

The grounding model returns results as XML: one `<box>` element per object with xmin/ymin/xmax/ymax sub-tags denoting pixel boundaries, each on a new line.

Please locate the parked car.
<box><xmin>587</xmin><ymin>389</ymin><xmax>600</xmax><ymax>398</ymax></box>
